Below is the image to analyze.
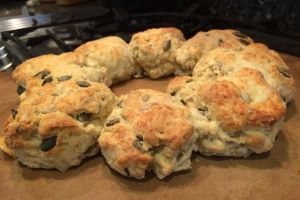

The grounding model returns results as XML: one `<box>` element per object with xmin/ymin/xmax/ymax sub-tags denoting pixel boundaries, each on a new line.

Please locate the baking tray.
<box><xmin>0</xmin><ymin>53</ymin><xmax>299</xmax><ymax>200</ymax></box>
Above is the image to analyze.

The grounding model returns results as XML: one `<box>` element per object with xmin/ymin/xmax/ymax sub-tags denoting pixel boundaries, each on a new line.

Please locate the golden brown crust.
<box><xmin>12</xmin><ymin>54</ymin><xmax>58</xmax><ymax>86</ymax></box>
<box><xmin>3</xmin><ymin>27</ymin><xmax>293</xmax><ymax>175</ymax></box>
<box><xmin>193</xmin><ymin>43</ymin><xmax>295</xmax><ymax>103</ymax></box>
<box><xmin>99</xmin><ymin>89</ymin><xmax>196</xmax><ymax>179</ymax></box>
<box><xmin>167</xmin><ymin>67</ymin><xmax>286</xmax><ymax>157</ymax></box>
<box><xmin>129</xmin><ymin>27</ymin><xmax>185</xmax><ymax>78</ymax></box>
<box><xmin>0</xmin><ymin>136</ymin><xmax>16</xmax><ymax>158</ymax></box>
<box><xmin>99</xmin><ymin>123</ymin><xmax>153</xmax><ymax>172</ymax></box>
<box><xmin>198</xmin><ymin>80</ymin><xmax>248</xmax><ymax>132</ymax></box>
<box><xmin>4</xmin><ymin>80</ymin><xmax>116</xmax><ymax>171</ymax></box>
<box><xmin>175</xmin><ymin>29</ymin><xmax>253</xmax><ymax>75</ymax></box>
<box><xmin>72</xmin><ymin>36</ymin><xmax>136</xmax><ymax>84</ymax></box>
<box><xmin>12</xmin><ymin>54</ymin><xmax>111</xmax><ymax>97</ymax></box>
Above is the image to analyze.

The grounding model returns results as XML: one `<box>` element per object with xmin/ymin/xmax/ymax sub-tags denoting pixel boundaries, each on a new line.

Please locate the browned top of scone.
<box><xmin>67</xmin><ymin>36</ymin><xmax>135</xmax><ymax>84</ymax></box>
<box><xmin>168</xmin><ymin>68</ymin><xmax>285</xmax><ymax>132</ymax></box>
<box><xmin>12</xmin><ymin>54</ymin><xmax>61</xmax><ymax>86</ymax></box>
<box><xmin>129</xmin><ymin>27</ymin><xmax>185</xmax><ymax>78</ymax></box>
<box><xmin>99</xmin><ymin>123</ymin><xmax>153</xmax><ymax>168</ymax></box>
<box><xmin>99</xmin><ymin>89</ymin><xmax>194</xmax><ymax>167</ymax></box>
<box><xmin>12</xmin><ymin>54</ymin><xmax>111</xmax><ymax>92</ymax></box>
<box><xmin>205</xmin><ymin>29</ymin><xmax>253</xmax><ymax>49</ymax></box>
<box><xmin>193</xmin><ymin>43</ymin><xmax>295</xmax><ymax>103</ymax></box>
<box><xmin>175</xmin><ymin>29</ymin><xmax>253</xmax><ymax>73</ymax></box>
<box><xmin>4</xmin><ymin>79</ymin><xmax>116</xmax><ymax>149</ymax></box>
<box><xmin>166</xmin><ymin>76</ymin><xmax>195</xmax><ymax>95</ymax></box>
<box><xmin>201</xmin><ymin>70</ymin><xmax>285</xmax><ymax>131</ymax></box>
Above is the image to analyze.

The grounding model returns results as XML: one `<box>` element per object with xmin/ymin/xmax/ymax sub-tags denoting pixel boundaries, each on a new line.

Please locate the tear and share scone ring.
<box><xmin>99</xmin><ymin>89</ymin><xmax>197</xmax><ymax>179</ymax></box>
<box><xmin>3</xmin><ymin>80</ymin><xmax>116</xmax><ymax>171</ymax></box>
<box><xmin>67</xmin><ymin>36</ymin><xmax>136</xmax><ymax>84</ymax></box>
<box><xmin>167</xmin><ymin>68</ymin><xmax>286</xmax><ymax>157</ymax></box>
<box><xmin>175</xmin><ymin>29</ymin><xmax>254</xmax><ymax>75</ymax></box>
<box><xmin>193</xmin><ymin>43</ymin><xmax>295</xmax><ymax>103</ymax></box>
<box><xmin>12</xmin><ymin>54</ymin><xmax>111</xmax><ymax>98</ymax></box>
<box><xmin>129</xmin><ymin>27</ymin><xmax>185</xmax><ymax>79</ymax></box>
<box><xmin>1</xmin><ymin>27</ymin><xmax>295</xmax><ymax>178</ymax></box>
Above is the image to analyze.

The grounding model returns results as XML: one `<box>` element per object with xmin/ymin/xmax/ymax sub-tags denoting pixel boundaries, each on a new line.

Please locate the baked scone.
<box><xmin>129</xmin><ymin>27</ymin><xmax>185</xmax><ymax>79</ymax></box>
<box><xmin>70</xmin><ymin>36</ymin><xmax>136</xmax><ymax>84</ymax></box>
<box><xmin>98</xmin><ymin>89</ymin><xmax>196</xmax><ymax>179</ymax></box>
<box><xmin>12</xmin><ymin>54</ymin><xmax>111</xmax><ymax>97</ymax></box>
<box><xmin>167</xmin><ymin>68</ymin><xmax>286</xmax><ymax>157</ymax></box>
<box><xmin>0</xmin><ymin>136</ymin><xmax>16</xmax><ymax>158</ymax></box>
<box><xmin>3</xmin><ymin>80</ymin><xmax>116</xmax><ymax>171</ymax></box>
<box><xmin>193</xmin><ymin>43</ymin><xmax>295</xmax><ymax>103</ymax></box>
<box><xmin>175</xmin><ymin>29</ymin><xmax>253</xmax><ymax>75</ymax></box>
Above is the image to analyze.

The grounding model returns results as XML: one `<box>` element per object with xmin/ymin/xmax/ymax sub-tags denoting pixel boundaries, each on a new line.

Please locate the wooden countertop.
<box><xmin>0</xmin><ymin>53</ymin><xmax>299</xmax><ymax>200</ymax></box>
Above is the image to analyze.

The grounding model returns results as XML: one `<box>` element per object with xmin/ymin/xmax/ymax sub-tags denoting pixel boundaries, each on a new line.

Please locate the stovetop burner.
<box><xmin>0</xmin><ymin>1</ymin><xmax>299</xmax><ymax>72</ymax></box>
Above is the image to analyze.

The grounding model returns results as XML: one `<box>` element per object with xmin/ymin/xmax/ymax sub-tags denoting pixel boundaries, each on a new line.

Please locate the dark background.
<box><xmin>1</xmin><ymin>0</ymin><xmax>299</xmax><ymax>35</ymax></box>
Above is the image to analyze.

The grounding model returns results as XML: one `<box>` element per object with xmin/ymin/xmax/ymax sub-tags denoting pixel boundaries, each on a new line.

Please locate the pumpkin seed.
<box><xmin>124</xmin><ymin>168</ymin><xmax>130</xmax><ymax>176</ymax></box>
<box><xmin>279</xmin><ymin>69</ymin><xmax>291</xmax><ymax>78</ymax></box>
<box><xmin>57</xmin><ymin>75</ymin><xmax>72</xmax><ymax>82</ymax></box>
<box><xmin>233</xmin><ymin>31</ymin><xmax>248</xmax><ymax>38</ymax></box>
<box><xmin>40</xmin><ymin>136</ymin><xmax>57</xmax><ymax>152</ymax></box>
<box><xmin>228</xmin><ymin>131</ymin><xmax>243</xmax><ymax>137</ymax></box>
<box><xmin>76</xmin><ymin>81</ymin><xmax>91</xmax><ymax>87</ymax></box>
<box><xmin>136</xmin><ymin>135</ymin><xmax>143</xmax><ymax>141</ymax></box>
<box><xmin>218</xmin><ymin>39</ymin><xmax>223</xmax><ymax>45</ymax></box>
<box><xmin>106</xmin><ymin>118</ymin><xmax>120</xmax><ymax>126</ymax></box>
<box><xmin>239</xmin><ymin>39</ymin><xmax>250</xmax><ymax>46</ymax></box>
<box><xmin>141</xmin><ymin>95</ymin><xmax>150</xmax><ymax>102</ymax></box>
<box><xmin>76</xmin><ymin>112</ymin><xmax>92</xmax><ymax>122</ymax></box>
<box><xmin>198</xmin><ymin>106</ymin><xmax>208</xmax><ymax>114</ymax></box>
<box><xmin>42</xmin><ymin>76</ymin><xmax>53</xmax><ymax>86</ymax></box>
<box><xmin>34</xmin><ymin>70</ymin><xmax>50</xmax><ymax>79</ymax></box>
<box><xmin>133</xmin><ymin>135</ymin><xmax>144</xmax><ymax>151</ymax></box>
<box><xmin>281</xmin><ymin>95</ymin><xmax>286</xmax><ymax>102</ymax></box>
<box><xmin>117</xmin><ymin>101</ymin><xmax>123</xmax><ymax>108</ymax></box>
<box><xmin>11</xmin><ymin>109</ymin><xmax>18</xmax><ymax>119</ymax></box>
<box><xmin>240</xmin><ymin>92</ymin><xmax>250</xmax><ymax>103</ymax></box>
<box><xmin>171</xmin><ymin>91</ymin><xmax>176</xmax><ymax>96</ymax></box>
<box><xmin>17</xmin><ymin>85</ymin><xmax>26</xmax><ymax>95</ymax></box>
<box><xmin>177</xmin><ymin>152</ymin><xmax>184</xmax><ymax>161</ymax></box>
<box><xmin>133</xmin><ymin>140</ymin><xmax>143</xmax><ymax>151</ymax></box>
<box><xmin>163</xmin><ymin>39</ymin><xmax>171</xmax><ymax>51</ymax></box>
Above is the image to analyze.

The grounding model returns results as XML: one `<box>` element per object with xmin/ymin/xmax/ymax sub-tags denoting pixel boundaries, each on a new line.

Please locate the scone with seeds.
<box><xmin>129</xmin><ymin>27</ymin><xmax>185</xmax><ymax>79</ymax></box>
<box><xmin>167</xmin><ymin>68</ymin><xmax>286</xmax><ymax>157</ymax></box>
<box><xmin>12</xmin><ymin>54</ymin><xmax>111</xmax><ymax>97</ymax></box>
<box><xmin>3</xmin><ymin>80</ymin><xmax>116</xmax><ymax>171</ymax></box>
<box><xmin>175</xmin><ymin>29</ymin><xmax>253</xmax><ymax>75</ymax></box>
<box><xmin>98</xmin><ymin>89</ymin><xmax>196</xmax><ymax>179</ymax></box>
<box><xmin>69</xmin><ymin>36</ymin><xmax>136</xmax><ymax>84</ymax></box>
<box><xmin>193</xmin><ymin>43</ymin><xmax>295</xmax><ymax>103</ymax></box>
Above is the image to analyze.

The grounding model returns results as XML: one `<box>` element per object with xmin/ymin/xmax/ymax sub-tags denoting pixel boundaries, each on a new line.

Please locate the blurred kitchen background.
<box><xmin>0</xmin><ymin>0</ymin><xmax>299</xmax><ymax>71</ymax></box>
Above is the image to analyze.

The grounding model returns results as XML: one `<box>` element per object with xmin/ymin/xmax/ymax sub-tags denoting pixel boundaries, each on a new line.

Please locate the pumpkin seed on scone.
<box><xmin>167</xmin><ymin>67</ymin><xmax>286</xmax><ymax>157</ymax></box>
<box><xmin>175</xmin><ymin>29</ymin><xmax>253</xmax><ymax>75</ymax></box>
<box><xmin>70</xmin><ymin>36</ymin><xmax>136</xmax><ymax>84</ymax></box>
<box><xmin>99</xmin><ymin>89</ymin><xmax>197</xmax><ymax>179</ymax></box>
<box><xmin>193</xmin><ymin>43</ymin><xmax>295</xmax><ymax>103</ymax></box>
<box><xmin>3</xmin><ymin>79</ymin><xmax>116</xmax><ymax>171</ymax></box>
<box><xmin>12</xmin><ymin>54</ymin><xmax>111</xmax><ymax>99</ymax></box>
<box><xmin>129</xmin><ymin>27</ymin><xmax>185</xmax><ymax>79</ymax></box>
